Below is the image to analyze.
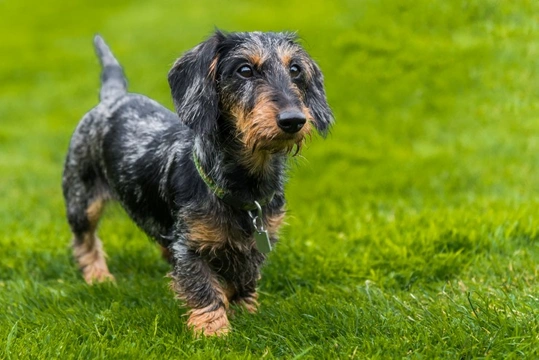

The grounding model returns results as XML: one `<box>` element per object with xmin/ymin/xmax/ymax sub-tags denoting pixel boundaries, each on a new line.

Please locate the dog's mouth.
<box><xmin>234</xmin><ymin>108</ymin><xmax>312</xmax><ymax>156</ymax></box>
<box><xmin>253</xmin><ymin>131</ymin><xmax>310</xmax><ymax>155</ymax></box>
<box><xmin>275</xmin><ymin>131</ymin><xmax>303</xmax><ymax>141</ymax></box>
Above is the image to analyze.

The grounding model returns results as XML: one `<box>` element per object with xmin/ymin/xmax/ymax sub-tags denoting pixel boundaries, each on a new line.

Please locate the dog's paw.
<box><xmin>236</xmin><ymin>293</ymin><xmax>259</xmax><ymax>313</ymax></box>
<box><xmin>83</xmin><ymin>261</ymin><xmax>115</xmax><ymax>284</ymax></box>
<box><xmin>187</xmin><ymin>305</ymin><xmax>230</xmax><ymax>336</ymax></box>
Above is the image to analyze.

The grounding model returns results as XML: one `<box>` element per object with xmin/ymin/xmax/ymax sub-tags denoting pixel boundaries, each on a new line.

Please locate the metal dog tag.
<box><xmin>254</xmin><ymin>229</ymin><xmax>272</xmax><ymax>254</ymax></box>
<box><xmin>250</xmin><ymin>201</ymin><xmax>272</xmax><ymax>254</ymax></box>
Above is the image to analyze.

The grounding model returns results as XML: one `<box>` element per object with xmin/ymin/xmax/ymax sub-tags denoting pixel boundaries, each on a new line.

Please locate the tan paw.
<box><xmin>82</xmin><ymin>260</ymin><xmax>115</xmax><ymax>284</ymax></box>
<box><xmin>187</xmin><ymin>305</ymin><xmax>230</xmax><ymax>336</ymax></box>
<box><xmin>237</xmin><ymin>293</ymin><xmax>259</xmax><ymax>313</ymax></box>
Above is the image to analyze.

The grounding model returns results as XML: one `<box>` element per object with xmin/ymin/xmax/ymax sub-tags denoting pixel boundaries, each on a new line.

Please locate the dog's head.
<box><xmin>168</xmin><ymin>31</ymin><xmax>333</xmax><ymax>155</ymax></box>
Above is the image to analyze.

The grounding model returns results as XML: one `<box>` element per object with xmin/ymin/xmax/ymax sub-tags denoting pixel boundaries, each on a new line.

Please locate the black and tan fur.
<box><xmin>62</xmin><ymin>31</ymin><xmax>333</xmax><ymax>336</ymax></box>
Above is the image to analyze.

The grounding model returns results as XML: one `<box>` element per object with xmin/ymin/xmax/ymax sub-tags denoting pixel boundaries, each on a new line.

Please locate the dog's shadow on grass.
<box><xmin>106</xmin><ymin>243</ymin><xmax>172</xmax><ymax>280</ymax></box>
<box><xmin>1</xmin><ymin>242</ymin><xmax>171</xmax><ymax>285</ymax></box>
<box><xmin>2</xmin><ymin>245</ymin><xmax>189</xmax><ymax>331</ymax></box>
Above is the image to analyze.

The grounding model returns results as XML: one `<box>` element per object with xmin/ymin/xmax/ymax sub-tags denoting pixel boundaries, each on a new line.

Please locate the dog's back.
<box><xmin>63</xmin><ymin>37</ymin><xmax>192</xmax><ymax>252</ymax></box>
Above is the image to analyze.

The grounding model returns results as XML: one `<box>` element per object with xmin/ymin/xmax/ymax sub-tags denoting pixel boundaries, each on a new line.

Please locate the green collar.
<box><xmin>192</xmin><ymin>152</ymin><xmax>275</xmax><ymax>211</ymax></box>
<box><xmin>192</xmin><ymin>150</ymin><xmax>227</xmax><ymax>199</ymax></box>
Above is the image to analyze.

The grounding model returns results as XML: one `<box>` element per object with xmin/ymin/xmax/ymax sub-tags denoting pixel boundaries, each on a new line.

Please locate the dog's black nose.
<box><xmin>277</xmin><ymin>110</ymin><xmax>306</xmax><ymax>134</ymax></box>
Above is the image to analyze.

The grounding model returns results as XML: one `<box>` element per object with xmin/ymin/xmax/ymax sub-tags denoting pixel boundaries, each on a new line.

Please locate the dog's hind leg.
<box><xmin>63</xmin><ymin>157</ymin><xmax>114</xmax><ymax>284</ymax></box>
<box><xmin>68</xmin><ymin>195</ymin><xmax>114</xmax><ymax>284</ymax></box>
<box><xmin>73</xmin><ymin>198</ymin><xmax>114</xmax><ymax>284</ymax></box>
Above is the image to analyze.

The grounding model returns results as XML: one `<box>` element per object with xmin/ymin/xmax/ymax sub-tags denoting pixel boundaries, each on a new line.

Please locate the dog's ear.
<box><xmin>304</xmin><ymin>60</ymin><xmax>334</xmax><ymax>137</ymax></box>
<box><xmin>168</xmin><ymin>32</ymin><xmax>224</xmax><ymax>136</ymax></box>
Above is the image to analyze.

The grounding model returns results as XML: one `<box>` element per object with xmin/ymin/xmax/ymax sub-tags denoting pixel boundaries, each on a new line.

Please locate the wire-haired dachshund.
<box><xmin>62</xmin><ymin>31</ymin><xmax>333</xmax><ymax>336</ymax></box>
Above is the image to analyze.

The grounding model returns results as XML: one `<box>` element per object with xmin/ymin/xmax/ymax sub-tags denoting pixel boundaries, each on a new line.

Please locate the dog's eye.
<box><xmin>237</xmin><ymin>65</ymin><xmax>254</xmax><ymax>79</ymax></box>
<box><xmin>289</xmin><ymin>64</ymin><xmax>301</xmax><ymax>79</ymax></box>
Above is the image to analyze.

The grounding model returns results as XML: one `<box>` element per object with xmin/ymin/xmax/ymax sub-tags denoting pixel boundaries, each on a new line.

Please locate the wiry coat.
<box><xmin>62</xmin><ymin>31</ymin><xmax>333</xmax><ymax>336</ymax></box>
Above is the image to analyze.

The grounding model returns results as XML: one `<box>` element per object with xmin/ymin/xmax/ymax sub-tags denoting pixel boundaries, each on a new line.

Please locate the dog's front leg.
<box><xmin>168</xmin><ymin>243</ymin><xmax>230</xmax><ymax>336</ymax></box>
<box><xmin>228</xmin><ymin>248</ymin><xmax>265</xmax><ymax>314</ymax></box>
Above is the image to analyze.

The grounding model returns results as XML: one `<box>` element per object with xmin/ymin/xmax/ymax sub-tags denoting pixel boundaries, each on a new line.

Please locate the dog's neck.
<box><xmin>193</xmin><ymin>134</ymin><xmax>287</xmax><ymax>204</ymax></box>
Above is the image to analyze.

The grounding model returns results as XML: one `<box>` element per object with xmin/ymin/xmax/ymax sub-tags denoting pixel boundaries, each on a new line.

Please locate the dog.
<box><xmin>62</xmin><ymin>31</ymin><xmax>333</xmax><ymax>336</ymax></box>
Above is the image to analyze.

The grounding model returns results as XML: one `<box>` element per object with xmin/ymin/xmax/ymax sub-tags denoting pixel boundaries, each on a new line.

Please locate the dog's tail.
<box><xmin>93</xmin><ymin>34</ymin><xmax>127</xmax><ymax>103</ymax></box>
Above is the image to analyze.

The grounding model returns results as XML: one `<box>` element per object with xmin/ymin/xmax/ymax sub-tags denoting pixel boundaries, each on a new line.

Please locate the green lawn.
<box><xmin>2</xmin><ymin>0</ymin><xmax>539</xmax><ymax>358</ymax></box>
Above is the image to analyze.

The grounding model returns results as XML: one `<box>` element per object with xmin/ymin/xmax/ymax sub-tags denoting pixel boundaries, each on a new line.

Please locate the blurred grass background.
<box><xmin>2</xmin><ymin>0</ymin><xmax>539</xmax><ymax>358</ymax></box>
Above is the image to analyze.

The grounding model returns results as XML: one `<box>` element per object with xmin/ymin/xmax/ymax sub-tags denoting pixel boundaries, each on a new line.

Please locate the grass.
<box><xmin>2</xmin><ymin>0</ymin><xmax>539</xmax><ymax>358</ymax></box>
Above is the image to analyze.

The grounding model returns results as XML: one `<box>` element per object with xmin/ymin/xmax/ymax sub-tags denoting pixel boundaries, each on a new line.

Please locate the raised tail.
<box><xmin>93</xmin><ymin>35</ymin><xmax>127</xmax><ymax>103</ymax></box>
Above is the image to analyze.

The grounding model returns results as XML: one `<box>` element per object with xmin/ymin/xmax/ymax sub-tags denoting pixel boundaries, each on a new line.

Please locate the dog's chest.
<box><xmin>184</xmin><ymin>210</ymin><xmax>285</xmax><ymax>253</ymax></box>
